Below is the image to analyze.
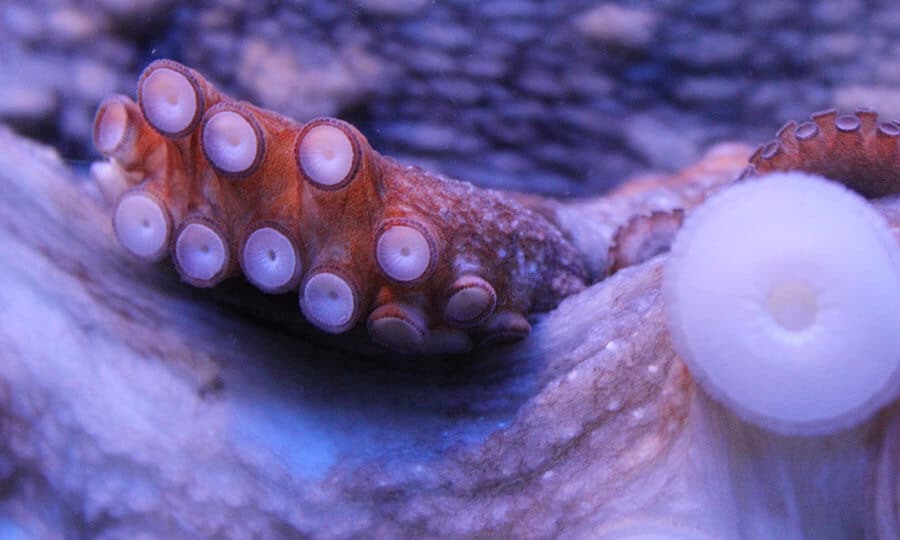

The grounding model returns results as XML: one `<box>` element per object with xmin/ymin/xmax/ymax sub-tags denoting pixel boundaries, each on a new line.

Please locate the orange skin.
<box><xmin>744</xmin><ymin>108</ymin><xmax>900</xmax><ymax>197</ymax></box>
<box><xmin>94</xmin><ymin>60</ymin><xmax>590</xmax><ymax>354</ymax></box>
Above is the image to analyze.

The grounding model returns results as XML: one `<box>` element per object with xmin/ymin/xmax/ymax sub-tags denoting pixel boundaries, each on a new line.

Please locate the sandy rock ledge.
<box><xmin>0</xmin><ymin>127</ymin><xmax>896</xmax><ymax>539</ymax></box>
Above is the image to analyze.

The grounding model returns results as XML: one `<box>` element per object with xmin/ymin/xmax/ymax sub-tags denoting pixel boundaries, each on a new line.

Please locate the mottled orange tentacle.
<box><xmin>748</xmin><ymin>108</ymin><xmax>900</xmax><ymax>197</ymax></box>
<box><xmin>93</xmin><ymin>59</ymin><xmax>592</xmax><ymax>354</ymax></box>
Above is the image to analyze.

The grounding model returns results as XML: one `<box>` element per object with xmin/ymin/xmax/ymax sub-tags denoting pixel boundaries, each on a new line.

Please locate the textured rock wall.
<box><xmin>4</xmin><ymin>0</ymin><xmax>900</xmax><ymax>193</ymax></box>
<box><xmin>1</xmin><ymin>128</ymin><xmax>896</xmax><ymax>539</ymax></box>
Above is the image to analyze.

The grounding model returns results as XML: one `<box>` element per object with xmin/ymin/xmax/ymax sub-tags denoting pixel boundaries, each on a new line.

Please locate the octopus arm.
<box><xmin>93</xmin><ymin>60</ymin><xmax>619</xmax><ymax>354</ymax></box>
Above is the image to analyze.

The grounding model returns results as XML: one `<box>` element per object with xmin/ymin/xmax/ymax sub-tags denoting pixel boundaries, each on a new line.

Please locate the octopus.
<box><xmin>90</xmin><ymin>61</ymin><xmax>900</xmax><ymax>370</ymax></box>
<box><xmin>91</xmin><ymin>60</ymin><xmax>593</xmax><ymax>355</ymax></box>
<box><xmin>0</xmin><ymin>77</ymin><xmax>898</xmax><ymax>536</ymax></box>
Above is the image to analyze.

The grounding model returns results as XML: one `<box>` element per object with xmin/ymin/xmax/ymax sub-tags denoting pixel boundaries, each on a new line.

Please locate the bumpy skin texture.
<box><xmin>92</xmin><ymin>60</ymin><xmax>589</xmax><ymax>354</ymax></box>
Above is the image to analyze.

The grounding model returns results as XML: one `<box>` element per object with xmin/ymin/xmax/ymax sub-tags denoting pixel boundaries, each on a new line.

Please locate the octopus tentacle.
<box><xmin>92</xmin><ymin>59</ymin><xmax>594</xmax><ymax>354</ymax></box>
<box><xmin>748</xmin><ymin>108</ymin><xmax>900</xmax><ymax>197</ymax></box>
<box><xmin>608</xmin><ymin>210</ymin><xmax>685</xmax><ymax>275</ymax></box>
<box><xmin>622</xmin><ymin>109</ymin><xmax>900</xmax><ymax>283</ymax></box>
<box><xmin>604</xmin><ymin>108</ymin><xmax>900</xmax><ymax>306</ymax></box>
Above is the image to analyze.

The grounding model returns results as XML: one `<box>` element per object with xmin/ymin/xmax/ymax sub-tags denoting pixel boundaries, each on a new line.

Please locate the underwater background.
<box><xmin>4</xmin><ymin>0</ymin><xmax>900</xmax><ymax>195</ymax></box>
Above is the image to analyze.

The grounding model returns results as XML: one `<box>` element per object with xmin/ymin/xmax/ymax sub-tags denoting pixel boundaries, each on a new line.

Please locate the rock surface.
<box><xmin>0</xmin><ymin>128</ymin><xmax>896</xmax><ymax>539</ymax></box>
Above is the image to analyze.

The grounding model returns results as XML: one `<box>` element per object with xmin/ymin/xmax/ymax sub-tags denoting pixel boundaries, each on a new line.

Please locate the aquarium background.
<box><xmin>4</xmin><ymin>0</ymin><xmax>899</xmax><ymax>195</ymax></box>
